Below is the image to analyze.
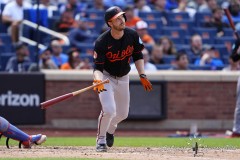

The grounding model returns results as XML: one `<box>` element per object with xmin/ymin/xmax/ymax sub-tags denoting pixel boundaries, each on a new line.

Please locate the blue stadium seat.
<box><xmin>194</xmin><ymin>12</ymin><xmax>212</xmax><ymax>26</ymax></box>
<box><xmin>85</xmin><ymin>10</ymin><xmax>104</xmax><ymax>19</ymax></box>
<box><xmin>75</xmin><ymin>43</ymin><xmax>94</xmax><ymax>55</ymax></box>
<box><xmin>52</xmin><ymin>10</ymin><xmax>60</xmax><ymax>17</ymax></box>
<box><xmin>0</xmin><ymin>33</ymin><xmax>11</xmax><ymax>44</ymax></box>
<box><xmin>80</xmin><ymin>54</ymin><xmax>93</xmax><ymax>63</ymax></box>
<box><xmin>0</xmin><ymin>52</ymin><xmax>14</xmax><ymax>71</ymax></box>
<box><xmin>166</xmin><ymin>12</ymin><xmax>190</xmax><ymax>21</ymax></box>
<box><xmin>144</xmin><ymin>19</ymin><xmax>163</xmax><ymax>35</ymax></box>
<box><xmin>86</xmin><ymin>18</ymin><xmax>105</xmax><ymax>34</ymax></box>
<box><xmin>0</xmin><ymin>22</ymin><xmax>8</xmax><ymax>33</ymax></box>
<box><xmin>184</xmin><ymin>36</ymin><xmax>214</xmax><ymax>44</ymax></box>
<box><xmin>188</xmin><ymin>64</ymin><xmax>211</xmax><ymax>70</ymax></box>
<box><xmin>223</xmin><ymin>28</ymin><xmax>235</xmax><ymax>37</ymax></box>
<box><xmin>215</xmin><ymin>36</ymin><xmax>235</xmax><ymax>54</ymax></box>
<box><xmin>192</xmin><ymin>28</ymin><xmax>217</xmax><ymax>44</ymax></box>
<box><xmin>24</xmin><ymin>9</ymin><xmax>48</xmax><ymax>27</ymax></box>
<box><xmin>214</xmin><ymin>44</ymin><xmax>229</xmax><ymax>59</ymax></box>
<box><xmin>138</xmin><ymin>11</ymin><xmax>163</xmax><ymax>20</ymax></box>
<box><xmin>155</xmin><ymin>64</ymin><xmax>172</xmax><ymax>70</ymax></box>
<box><xmin>154</xmin><ymin>35</ymin><xmax>185</xmax><ymax>44</ymax></box>
<box><xmin>169</xmin><ymin>19</ymin><xmax>194</xmax><ymax>33</ymax></box>
<box><xmin>162</xmin><ymin>55</ymin><xmax>176</xmax><ymax>64</ymax></box>
<box><xmin>161</xmin><ymin>27</ymin><xmax>188</xmax><ymax>39</ymax></box>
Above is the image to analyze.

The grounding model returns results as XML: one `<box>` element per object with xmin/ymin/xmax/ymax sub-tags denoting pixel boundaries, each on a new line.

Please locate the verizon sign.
<box><xmin>0</xmin><ymin>73</ymin><xmax>45</xmax><ymax>124</ymax></box>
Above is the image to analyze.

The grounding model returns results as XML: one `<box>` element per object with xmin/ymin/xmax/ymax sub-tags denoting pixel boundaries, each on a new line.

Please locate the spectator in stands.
<box><xmin>88</xmin><ymin>0</ymin><xmax>105</xmax><ymax>11</ymax></box>
<box><xmin>5</xmin><ymin>42</ymin><xmax>35</xmax><ymax>72</ymax></box>
<box><xmin>55</xmin><ymin>10</ymin><xmax>77</xmax><ymax>35</ymax></box>
<box><xmin>131</xmin><ymin>48</ymin><xmax>157</xmax><ymax>71</ymax></box>
<box><xmin>204</xmin><ymin>7</ymin><xmax>229</xmax><ymax>37</ymax></box>
<box><xmin>149</xmin><ymin>44</ymin><xmax>165</xmax><ymax>64</ymax></box>
<box><xmin>59</xmin><ymin>0</ymin><xmax>87</xmax><ymax>16</ymax></box>
<box><xmin>172</xmin><ymin>0</ymin><xmax>196</xmax><ymax>19</ymax></box>
<box><xmin>33</xmin><ymin>0</ymin><xmax>58</xmax><ymax>18</ymax></box>
<box><xmin>68</xmin><ymin>16</ymin><xmax>96</xmax><ymax>48</ymax></box>
<box><xmin>170</xmin><ymin>50</ymin><xmax>190</xmax><ymax>70</ymax></box>
<box><xmin>194</xmin><ymin>44</ymin><xmax>224</xmax><ymax>69</ymax></box>
<box><xmin>165</xmin><ymin>0</ymin><xmax>178</xmax><ymax>10</ymax></box>
<box><xmin>1</xmin><ymin>0</ymin><xmax>32</xmax><ymax>43</ymax></box>
<box><xmin>61</xmin><ymin>49</ymin><xmax>92</xmax><ymax>70</ymax></box>
<box><xmin>135</xmin><ymin>20</ymin><xmax>155</xmax><ymax>46</ymax></box>
<box><xmin>124</xmin><ymin>5</ymin><xmax>142</xmax><ymax>28</ymax></box>
<box><xmin>103</xmin><ymin>0</ymin><xmax>126</xmax><ymax>9</ymax></box>
<box><xmin>188</xmin><ymin>34</ymin><xmax>204</xmax><ymax>56</ymax></box>
<box><xmin>187</xmin><ymin>0</ymin><xmax>209</xmax><ymax>12</ymax></box>
<box><xmin>38</xmin><ymin>47</ymin><xmax>58</xmax><ymax>69</ymax></box>
<box><xmin>199</xmin><ymin>0</ymin><xmax>218</xmax><ymax>13</ymax></box>
<box><xmin>222</xmin><ymin>56</ymin><xmax>240</xmax><ymax>71</ymax></box>
<box><xmin>152</xmin><ymin>0</ymin><xmax>168</xmax><ymax>25</ymax></box>
<box><xmin>50</xmin><ymin>39</ymin><xmax>68</xmax><ymax>68</ymax></box>
<box><xmin>159</xmin><ymin>36</ymin><xmax>176</xmax><ymax>55</ymax></box>
<box><xmin>223</xmin><ymin>0</ymin><xmax>240</xmax><ymax>29</ymax></box>
<box><xmin>133</xmin><ymin>0</ymin><xmax>152</xmax><ymax>16</ymax></box>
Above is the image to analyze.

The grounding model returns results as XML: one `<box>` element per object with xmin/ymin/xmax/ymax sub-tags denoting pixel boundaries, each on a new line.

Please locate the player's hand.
<box><xmin>93</xmin><ymin>80</ymin><xmax>107</xmax><ymax>93</ymax></box>
<box><xmin>139</xmin><ymin>74</ymin><xmax>152</xmax><ymax>92</ymax></box>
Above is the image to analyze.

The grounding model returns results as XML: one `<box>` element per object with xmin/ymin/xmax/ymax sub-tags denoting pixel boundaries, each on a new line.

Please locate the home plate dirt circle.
<box><xmin>1</xmin><ymin>146</ymin><xmax>240</xmax><ymax>160</ymax></box>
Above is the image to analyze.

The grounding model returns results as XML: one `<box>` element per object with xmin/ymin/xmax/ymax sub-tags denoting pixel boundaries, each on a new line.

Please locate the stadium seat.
<box><xmin>169</xmin><ymin>19</ymin><xmax>194</xmax><ymax>33</ymax></box>
<box><xmin>161</xmin><ymin>27</ymin><xmax>188</xmax><ymax>39</ymax></box>
<box><xmin>75</xmin><ymin>43</ymin><xmax>94</xmax><ymax>55</ymax></box>
<box><xmin>184</xmin><ymin>36</ymin><xmax>214</xmax><ymax>45</ymax></box>
<box><xmin>194</xmin><ymin>12</ymin><xmax>212</xmax><ymax>26</ymax></box>
<box><xmin>144</xmin><ymin>19</ymin><xmax>163</xmax><ymax>35</ymax></box>
<box><xmin>85</xmin><ymin>10</ymin><xmax>104</xmax><ymax>19</ymax></box>
<box><xmin>80</xmin><ymin>54</ymin><xmax>94</xmax><ymax>63</ymax></box>
<box><xmin>0</xmin><ymin>22</ymin><xmax>8</xmax><ymax>33</ymax></box>
<box><xmin>166</xmin><ymin>12</ymin><xmax>190</xmax><ymax>21</ymax></box>
<box><xmin>223</xmin><ymin>28</ymin><xmax>235</xmax><ymax>37</ymax></box>
<box><xmin>138</xmin><ymin>11</ymin><xmax>162</xmax><ymax>20</ymax></box>
<box><xmin>215</xmin><ymin>36</ymin><xmax>235</xmax><ymax>54</ymax></box>
<box><xmin>154</xmin><ymin>35</ymin><xmax>185</xmax><ymax>44</ymax></box>
<box><xmin>0</xmin><ymin>33</ymin><xmax>11</xmax><ymax>44</ymax></box>
<box><xmin>0</xmin><ymin>52</ymin><xmax>14</xmax><ymax>71</ymax></box>
<box><xmin>162</xmin><ymin>55</ymin><xmax>176</xmax><ymax>64</ymax></box>
<box><xmin>86</xmin><ymin>18</ymin><xmax>105</xmax><ymax>34</ymax></box>
<box><xmin>155</xmin><ymin>64</ymin><xmax>172</xmax><ymax>70</ymax></box>
<box><xmin>24</xmin><ymin>9</ymin><xmax>49</xmax><ymax>27</ymax></box>
<box><xmin>214</xmin><ymin>44</ymin><xmax>229</xmax><ymax>59</ymax></box>
<box><xmin>188</xmin><ymin>64</ymin><xmax>211</xmax><ymax>70</ymax></box>
<box><xmin>192</xmin><ymin>28</ymin><xmax>217</xmax><ymax>44</ymax></box>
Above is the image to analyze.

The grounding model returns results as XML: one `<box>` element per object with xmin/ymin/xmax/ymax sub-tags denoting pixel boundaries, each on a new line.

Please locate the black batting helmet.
<box><xmin>104</xmin><ymin>6</ymin><xmax>127</xmax><ymax>26</ymax></box>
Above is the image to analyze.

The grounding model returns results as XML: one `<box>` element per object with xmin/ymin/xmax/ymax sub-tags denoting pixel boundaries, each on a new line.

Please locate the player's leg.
<box><xmin>233</xmin><ymin>76</ymin><xmax>240</xmax><ymax>136</ymax></box>
<box><xmin>106</xmin><ymin>75</ymin><xmax>130</xmax><ymax>147</ymax></box>
<box><xmin>0</xmin><ymin>116</ymin><xmax>47</xmax><ymax>148</ymax></box>
<box><xmin>96</xmin><ymin>76</ymin><xmax>117</xmax><ymax>151</ymax></box>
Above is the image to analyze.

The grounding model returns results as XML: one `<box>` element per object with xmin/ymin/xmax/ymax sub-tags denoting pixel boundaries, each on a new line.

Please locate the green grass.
<box><xmin>3</xmin><ymin>137</ymin><xmax>240</xmax><ymax>148</ymax></box>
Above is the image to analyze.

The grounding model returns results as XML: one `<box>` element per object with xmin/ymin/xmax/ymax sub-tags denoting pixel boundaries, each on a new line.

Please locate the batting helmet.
<box><xmin>104</xmin><ymin>6</ymin><xmax>127</xmax><ymax>26</ymax></box>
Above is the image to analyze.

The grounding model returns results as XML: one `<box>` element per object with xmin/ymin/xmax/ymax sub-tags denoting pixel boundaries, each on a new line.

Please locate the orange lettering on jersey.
<box><xmin>106</xmin><ymin>45</ymin><xmax>134</xmax><ymax>62</ymax></box>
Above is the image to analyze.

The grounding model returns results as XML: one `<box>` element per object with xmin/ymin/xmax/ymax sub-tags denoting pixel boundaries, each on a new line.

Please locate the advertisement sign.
<box><xmin>0</xmin><ymin>73</ymin><xmax>45</xmax><ymax>124</ymax></box>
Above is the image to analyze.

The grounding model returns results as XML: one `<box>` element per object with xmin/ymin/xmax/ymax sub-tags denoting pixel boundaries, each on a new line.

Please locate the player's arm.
<box><xmin>231</xmin><ymin>39</ymin><xmax>240</xmax><ymax>62</ymax></box>
<box><xmin>93</xmin><ymin>50</ymin><xmax>106</xmax><ymax>93</ymax></box>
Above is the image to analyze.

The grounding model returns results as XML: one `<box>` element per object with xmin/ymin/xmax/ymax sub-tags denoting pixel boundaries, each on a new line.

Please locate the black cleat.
<box><xmin>96</xmin><ymin>144</ymin><xmax>107</xmax><ymax>152</ymax></box>
<box><xmin>106</xmin><ymin>132</ymin><xmax>114</xmax><ymax>147</ymax></box>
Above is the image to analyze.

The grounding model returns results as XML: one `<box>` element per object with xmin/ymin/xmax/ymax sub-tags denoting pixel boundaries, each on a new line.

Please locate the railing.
<box><xmin>19</xmin><ymin>19</ymin><xmax>70</xmax><ymax>48</ymax></box>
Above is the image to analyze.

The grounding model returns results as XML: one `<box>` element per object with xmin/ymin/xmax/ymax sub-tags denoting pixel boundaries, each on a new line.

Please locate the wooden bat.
<box><xmin>41</xmin><ymin>79</ymin><xmax>110</xmax><ymax>109</ymax></box>
<box><xmin>223</xmin><ymin>8</ymin><xmax>240</xmax><ymax>39</ymax></box>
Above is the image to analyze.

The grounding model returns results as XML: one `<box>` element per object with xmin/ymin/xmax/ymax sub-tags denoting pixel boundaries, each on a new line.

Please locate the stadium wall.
<box><xmin>42</xmin><ymin>70</ymin><xmax>239</xmax><ymax>131</ymax></box>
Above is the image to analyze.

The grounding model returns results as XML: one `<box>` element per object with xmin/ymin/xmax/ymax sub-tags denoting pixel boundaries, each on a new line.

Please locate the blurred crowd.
<box><xmin>1</xmin><ymin>0</ymin><xmax>240</xmax><ymax>72</ymax></box>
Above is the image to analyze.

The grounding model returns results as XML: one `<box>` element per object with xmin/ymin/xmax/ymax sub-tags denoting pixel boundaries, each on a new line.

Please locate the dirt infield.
<box><xmin>0</xmin><ymin>146</ymin><xmax>240</xmax><ymax>160</ymax></box>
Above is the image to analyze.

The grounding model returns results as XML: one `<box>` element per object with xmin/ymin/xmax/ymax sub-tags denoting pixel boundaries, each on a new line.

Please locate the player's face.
<box><xmin>109</xmin><ymin>15</ymin><xmax>125</xmax><ymax>31</ymax></box>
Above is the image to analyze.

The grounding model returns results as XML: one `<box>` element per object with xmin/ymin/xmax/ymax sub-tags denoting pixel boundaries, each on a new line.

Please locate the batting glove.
<box><xmin>139</xmin><ymin>74</ymin><xmax>152</xmax><ymax>92</ymax></box>
<box><xmin>93</xmin><ymin>80</ymin><xmax>107</xmax><ymax>93</ymax></box>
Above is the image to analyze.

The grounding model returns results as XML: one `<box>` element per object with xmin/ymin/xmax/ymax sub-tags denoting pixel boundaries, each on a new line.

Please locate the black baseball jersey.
<box><xmin>94</xmin><ymin>27</ymin><xmax>144</xmax><ymax>77</ymax></box>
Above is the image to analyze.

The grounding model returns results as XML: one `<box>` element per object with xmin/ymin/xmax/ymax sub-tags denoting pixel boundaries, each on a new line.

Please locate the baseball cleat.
<box><xmin>96</xmin><ymin>143</ymin><xmax>107</xmax><ymax>152</ymax></box>
<box><xmin>230</xmin><ymin>132</ymin><xmax>240</xmax><ymax>138</ymax></box>
<box><xmin>106</xmin><ymin>132</ymin><xmax>114</xmax><ymax>147</ymax></box>
<box><xmin>22</xmin><ymin>134</ymin><xmax>47</xmax><ymax>148</ymax></box>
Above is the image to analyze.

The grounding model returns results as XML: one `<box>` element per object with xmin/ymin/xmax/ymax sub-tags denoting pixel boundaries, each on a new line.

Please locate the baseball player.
<box><xmin>92</xmin><ymin>6</ymin><xmax>152</xmax><ymax>152</ymax></box>
<box><xmin>230</xmin><ymin>39</ymin><xmax>240</xmax><ymax>137</ymax></box>
<box><xmin>0</xmin><ymin>116</ymin><xmax>47</xmax><ymax>148</ymax></box>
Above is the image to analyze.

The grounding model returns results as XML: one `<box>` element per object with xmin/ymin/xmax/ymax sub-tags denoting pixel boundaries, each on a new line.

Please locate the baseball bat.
<box><xmin>40</xmin><ymin>79</ymin><xmax>110</xmax><ymax>109</ymax></box>
<box><xmin>223</xmin><ymin>8</ymin><xmax>240</xmax><ymax>39</ymax></box>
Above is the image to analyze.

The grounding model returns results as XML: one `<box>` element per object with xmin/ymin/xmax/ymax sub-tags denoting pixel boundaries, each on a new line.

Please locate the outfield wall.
<box><xmin>42</xmin><ymin>70</ymin><xmax>239</xmax><ymax>131</ymax></box>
